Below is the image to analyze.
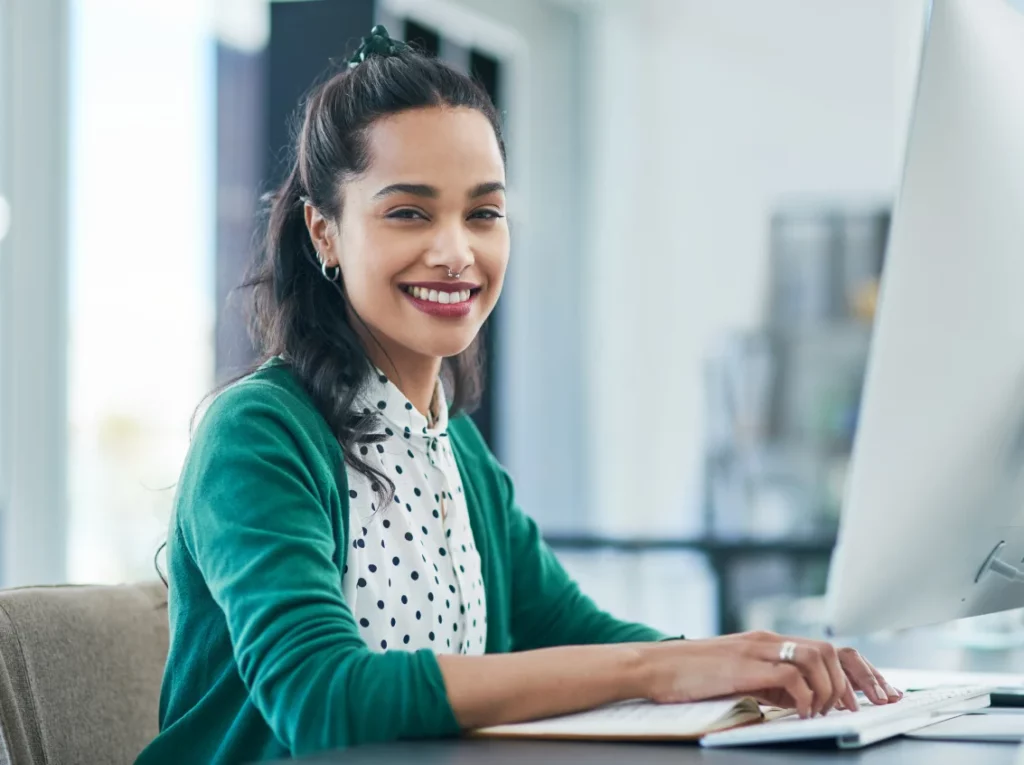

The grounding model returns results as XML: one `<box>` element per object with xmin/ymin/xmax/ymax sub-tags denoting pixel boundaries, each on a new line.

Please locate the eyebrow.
<box><xmin>373</xmin><ymin>181</ymin><xmax>506</xmax><ymax>200</ymax></box>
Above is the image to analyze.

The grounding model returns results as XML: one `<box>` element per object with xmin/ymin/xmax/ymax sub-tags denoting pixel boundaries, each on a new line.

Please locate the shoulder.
<box><xmin>191</xmin><ymin>359</ymin><xmax>341</xmax><ymax>468</ymax></box>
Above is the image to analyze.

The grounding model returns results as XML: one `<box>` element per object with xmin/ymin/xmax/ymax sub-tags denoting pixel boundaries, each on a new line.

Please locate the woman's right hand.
<box><xmin>636</xmin><ymin>631</ymin><xmax>902</xmax><ymax>719</ymax></box>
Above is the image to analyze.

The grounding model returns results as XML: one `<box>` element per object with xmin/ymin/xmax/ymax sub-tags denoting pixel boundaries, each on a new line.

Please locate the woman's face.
<box><xmin>313</xmin><ymin>106</ymin><xmax>508</xmax><ymax>367</ymax></box>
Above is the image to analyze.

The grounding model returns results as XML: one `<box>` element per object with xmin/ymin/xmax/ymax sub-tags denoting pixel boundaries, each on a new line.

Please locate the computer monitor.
<box><xmin>825</xmin><ymin>0</ymin><xmax>1024</xmax><ymax>637</ymax></box>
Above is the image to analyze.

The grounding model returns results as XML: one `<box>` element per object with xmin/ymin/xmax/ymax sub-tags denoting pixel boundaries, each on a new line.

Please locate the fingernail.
<box><xmin>885</xmin><ymin>684</ymin><xmax>899</xmax><ymax>698</ymax></box>
<box><xmin>873</xmin><ymin>683</ymin><xmax>886</xmax><ymax>701</ymax></box>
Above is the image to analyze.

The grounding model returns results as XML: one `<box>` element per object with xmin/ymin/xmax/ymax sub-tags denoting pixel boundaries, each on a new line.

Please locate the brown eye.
<box><xmin>386</xmin><ymin>208</ymin><xmax>428</xmax><ymax>220</ymax></box>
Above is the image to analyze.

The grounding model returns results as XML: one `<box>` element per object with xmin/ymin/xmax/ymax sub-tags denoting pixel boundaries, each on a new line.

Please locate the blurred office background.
<box><xmin>3</xmin><ymin>0</ymin><xmax>1006</xmax><ymax>642</ymax></box>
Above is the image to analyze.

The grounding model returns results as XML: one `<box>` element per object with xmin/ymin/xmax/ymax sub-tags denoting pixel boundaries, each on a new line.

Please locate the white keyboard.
<box><xmin>701</xmin><ymin>685</ymin><xmax>992</xmax><ymax>749</ymax></box>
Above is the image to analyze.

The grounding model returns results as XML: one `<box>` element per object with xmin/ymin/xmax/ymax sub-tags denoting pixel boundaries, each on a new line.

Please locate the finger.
<box><xmin>776</xmin><ymin>664</ymin><xmax>815</xmax><ymax>719</ymax></box>
<box><xmin>765</xmin><ymin>643</ymin><xmax>833</xmax><ymax>716</ymax></box>
<box><xmin>837</xmin><ymin>647</ymin><xmax>891</xmax><ymax>705</ymax></box>
<box><xmin>732</xmin><ymin>659</ymin><xmax>814</xmax><ymax>719</ymax></box>
<box><xmin>806</xmin><ymin>640</ymin><xmax>854</xmax><ymax>714</ymax></box>
<box><xmin>862</xmin><ymin>658</ymin><xmax>903</xmax><ymax>702</ymax></box>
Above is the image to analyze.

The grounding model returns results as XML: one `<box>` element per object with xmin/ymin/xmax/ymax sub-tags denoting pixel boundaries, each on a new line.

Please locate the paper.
<box><xmin>474</xmin><ymin>698</ymin><xmax>757</xmax><ymax>739</ymax></box>
<box><xmin>907</xmin><ymin>713</ymin><xmax>1024</xmax><ymax>741</ymax></box>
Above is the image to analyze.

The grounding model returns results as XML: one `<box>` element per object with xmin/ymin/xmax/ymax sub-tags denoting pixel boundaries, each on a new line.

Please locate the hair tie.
<box><xmin>347</xmin><ymin>25</ymin><xmax>408</xmax><ymax>69</ymax></box>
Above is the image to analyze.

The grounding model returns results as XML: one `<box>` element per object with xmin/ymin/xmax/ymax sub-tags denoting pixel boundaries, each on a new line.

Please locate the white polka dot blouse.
<box><xmin>340</xmin><ymin>371</ymin><xmax>488</xmax><ymax>655</ymax></box>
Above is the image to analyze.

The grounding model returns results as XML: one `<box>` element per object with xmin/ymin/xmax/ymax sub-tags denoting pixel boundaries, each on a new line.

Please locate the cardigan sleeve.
<box><xmin>176</xmin><ymin>382</ymin><xmax>461</xmax><ymax>755</ymax></box>
<box><xmin>497</xmin><ymin>468</ymin><xmax>674</xmax><ymax>651</ymax></box>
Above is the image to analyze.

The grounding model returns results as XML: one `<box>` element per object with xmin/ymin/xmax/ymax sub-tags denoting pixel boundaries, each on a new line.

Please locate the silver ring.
<box><xmin>446</xmin><ymin>268</ymin><xmax>463</xmax><ymax>279</ymax></box>
<box><xmin>779</xmin><ymin>641</ymin><xmax>798</xmax><ymax>663</ymax></box>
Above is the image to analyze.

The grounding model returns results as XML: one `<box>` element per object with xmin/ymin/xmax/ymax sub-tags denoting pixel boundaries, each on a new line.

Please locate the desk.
<box><xmin>284</xmin><ymin>737</ymin><xmax>1022</xmax><ymax>764</ymax></box>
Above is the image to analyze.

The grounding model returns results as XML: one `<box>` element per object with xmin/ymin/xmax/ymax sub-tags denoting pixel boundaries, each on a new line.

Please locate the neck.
<box><xmin>353</xmin><ymin>323</ymin><xmax>441</xmax><ymax>419</ymax></box>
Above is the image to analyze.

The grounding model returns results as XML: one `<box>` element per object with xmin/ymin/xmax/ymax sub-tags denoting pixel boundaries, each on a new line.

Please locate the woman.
<box><xmin>136</xmin><ymin>26</ymin><xmax>900</xmax><ymax>764</ymax></box>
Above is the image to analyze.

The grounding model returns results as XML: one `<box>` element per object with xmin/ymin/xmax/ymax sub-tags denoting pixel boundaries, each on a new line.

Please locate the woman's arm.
<box><xmin>437</xmin><ymin>642</ymin><xmax>647</xmax><ymax>729</ymax></box>
<box><xmin>438</xmin><ymin>632</ymin><xmax>903</xmax><ymax>728</ymax></box>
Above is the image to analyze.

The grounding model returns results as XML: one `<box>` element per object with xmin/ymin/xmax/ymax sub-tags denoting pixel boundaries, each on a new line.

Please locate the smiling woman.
<box><xmin>136</xmin><ymin>24</ymin><xmax>900</xmax><ymax>765</ymax></box>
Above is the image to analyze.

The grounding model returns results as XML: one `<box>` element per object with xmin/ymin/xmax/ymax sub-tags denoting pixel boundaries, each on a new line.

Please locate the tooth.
<box><xmin>462</xmin><ymin>290</ymin><xmax>470</xmax><ymax>302</ymax></box>
<box><xmin>416</xmin><ymin>287</ymin><xmax>425</xmax><ymax>299</ymax></box>
<box><xmin>438</xmin><ymin>291</ymin><xmax>451</xmax><ymax>304</ymax></box>
<box><xmin>428</xmin><ymin>289</ymin><xmax>438</xmax><ymax>302</ymax></box>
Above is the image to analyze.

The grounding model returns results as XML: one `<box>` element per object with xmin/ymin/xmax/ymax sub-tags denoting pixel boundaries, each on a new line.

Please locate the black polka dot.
<box><xmin>406</xmin><ymin>503</ymin><xmax>412</xmax><ymax>512</ymax></box>
<box><xmin>377</xmin><ymin>600</ymin><xmax>385</xmax><ymax>609</ymax></box>
<box><xmin>439</xmin><ymin>548</ymin><xmax>447</xmax><ymax>557</ymax></box>
<box><xmin>477</xmin><ymin>599</ymin><xmax>482</xmax><ymax>606</ymax></box>
<box><xmin>446</xmin><ymin>599</ymin><xmax>450</xmax><ymax>608</ymax></box>
<box><xmin>408</xmin><ymin>450</ymin><xmax>415</xmax><ymax>459</ymax></box>
<box><xmin>391</xmin><ymin>617</ymin><xmax>396</xmax><ymax>627</ymax></box>
<box><xmin>378</xmin><ymin>374</ymin><xmax>388</xmax><ymax>384</ymax></box>
<box><xmin>438</xmin><ymin>615</ymin><xmax>443</xmax><ymax>624</ymax></box>
<box><xmin>372</xmin><ymin>482</ymin><xmax>381</xmax><ymax>493</ymax></box>
<box><xmin>392</xmin><ymin>556</ymin><xmax>400</xmax><ymax>566</ymax></box>
<box><xmin>416</xmin><ymin>610</ymin><xmax>422</xmax><ymax>620</ymax></box>
<box><xmin>360</xmin><ymin>618</ymin><xmax>370</xmax><ymax>627</ymax></box>
<box><xmin>356</xmin><ymin>539</ymin><xmax>365</xmax><ymax>548</ymax></box>
<box><xmin>381</xmin><ymin>540</ymin><xmax>386</xmax><ymax>549</ymax></box>
<box><xmin>432</xmin><ymin>509</ymin><xmax>440</xmax><ymax>519</ymax></box>
<box><xmin>435</xmin><ymin>576</ymin><xmax>441</xmax><ymax>585</ymax></box>
<box><xmin>434</xmin><ymin>494</ymin><xmax>440</xmax><ymax>502</ymax></box>
<box><xmin>405</xmin><ymin>532</ymin><xmax>413</xmax><ymax>541</ymax></box>
<box><xmin>368</xmin><ymin>564</ymin><xmax>377</xmax><ymax>573</ymax></box>
<box><xmin>403</xmin><ymin>635</ymin><xmax>410</xmax><ymax>644</ymax></box>
<box><xmin>388</xmin><ymin>578</ymin><xmax>392</xmax><ymax>586</ymax></box>
<box><xmin>363</xmin><ymin>407</ymin><xmax>371</xmax><ymax>415</ymax></box>
<box><xmin>357</xmin><ymin>577</ymin><xmax>367</xmax><ymax>587</ymax></box>
<box><xmin>376</xmin><ymin>444</ymin><xmax>385</xmax><ymax>454</ymax></box>
<box><xmin>422</xmin><ymin>526</ymin><xmax>428</xmax><ymax>535</ymax></box>
<box><xmin>411</xmin><ymin>571</ymin><xmax>420</xmax><ymax>581</ymax></box>
<box><xmin>414</xmin><ymin>487</ymin><xmax>422</xmax><ymax>496</ymax></box>
<box><xmin>395</xmin><ymin>465</ymin><xmax>403</xmax><ymax>474</ymax></box>
<box><xmin>377</xmin><ymin>400</ymin><xmax>387</xmax><ymax>410</ymax></box>
<box><xmin>360</xmin><ymin>446</ymin><xmax>368</xmax><ymax>456</ymax></box>
<box><xmin>433</xmin><ymin>563</ymin><xmax>439</xmax><ymax>572</ymax></box>
<box><xmin>453</xmin><ymin>624</ymin><xmax>458</xmax><ymax>632</ymax></box>
<box><xmin>401</xmin><ymin>595</ymin><xmax>408</xmax><ymax>604</ymax></box>
<box><xmin>446</xmin><ymin>530</ymin><xmax>452</xmax><ymax>538</ymax></box>
<box><xmin>349</xmin><ymin>489</ymin><xmax>358</xmax><ymax>499</ymax></box>
<box><xmin>404</xmin><ymin>428</ymin><xmax>411</xmax><ymax>439</ymax></box>
<box><xmin>460</xmin><ymin>605</ymin><xmax>465</xmax><ymax>614</ymax></box>
<box><xmin>405</xmin><ymin>402</ymin><xmax>413</xmax><ymax>410</ymax></box>
<box><xmin>352</xmin><ymin>541</ymin><xmax>358</xmax><ymax>550</ymax></box>
<box><xmin>381</xmin><ymin>639</ymin><xmax>388</xmax><ymax>649</ymax></box>
<box><xmin>394</xmin><ymin>495</ymin><xmax>401</xmax><ymax>504</ymax></box>
<box><xmin>385</xmin><ymin>427</ymin><xmax>394</xmax><ymax>437</ymax></box>
<box><xmin>382</xmin><ymin>519</ymin><xmax>390</xmax><ymax>529</ymax></box>
<box><xmin>447</xmin><ymin>638</ymin><xmax>451</xmax><ymax>648</ymax></box>
<box><xmin>449</xmin><ymin>584</ymin><xmax>456</xmax><ymax>594</ymax></box>
<box><xmin>361</xmin><ymin>527</ymin><xmax>368</xmax><ymax>536</ymax></box>
<box><xmin>472</xmin><ymin>619</ymin><xmax>477</xmax><ymax>627</ymax></box>
<box><xmin>428</xmin><ymin>592</ymin><xmax>434</xmax><ymax>602</ymax></box>
<box><xmin>461</xmin><ymin>545</ymin><xmax>467</xmax><ymax>553</ymax></box>
<box><xmin>429</xmin><ymin>632</ymin><xmax>435</xmax><ymax>641</ymax></box>
<box><xmin>459</xmin><ymin>565</ymin><xmax>465</xmax><ymax>573</ymax></box>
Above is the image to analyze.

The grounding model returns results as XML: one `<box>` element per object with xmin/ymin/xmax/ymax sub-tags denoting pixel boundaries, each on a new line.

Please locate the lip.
<box><xmin>400</xmin><ymin>284</ymin><xmax>479</xmax><ymax>319</ymax></box>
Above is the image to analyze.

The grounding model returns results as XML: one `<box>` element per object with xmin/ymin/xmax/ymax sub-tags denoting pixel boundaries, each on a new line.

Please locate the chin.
<box><xmin>412</xmin><ymin>333</ymin><xmax>479</xmax><ymax>361</ymax></box>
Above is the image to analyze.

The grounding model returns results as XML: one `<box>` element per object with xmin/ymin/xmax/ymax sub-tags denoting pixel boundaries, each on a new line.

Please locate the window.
<box><xmin>67</xmin><ymin>0</ymin><xmax>216</xmax><ymax>582</ymax></box>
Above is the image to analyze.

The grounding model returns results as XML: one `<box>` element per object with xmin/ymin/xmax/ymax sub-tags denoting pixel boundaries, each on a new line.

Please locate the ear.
<box><xmin>304</xmin><ymin>202</ymin><xmax>337</xmax><ymax>266</ymax></box>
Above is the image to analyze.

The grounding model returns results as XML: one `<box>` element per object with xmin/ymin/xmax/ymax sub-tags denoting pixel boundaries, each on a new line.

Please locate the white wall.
<box><xmin>582</xmin><ymin>0</ymin><xmax>903</xmax><ymax>536</ymax></box>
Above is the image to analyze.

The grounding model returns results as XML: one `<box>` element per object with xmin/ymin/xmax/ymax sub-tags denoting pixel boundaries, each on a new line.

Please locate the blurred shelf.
<box><xmin>543</xmin><ymin>534</ymin><xmax>835</xmax><ymax>556</ymax></box>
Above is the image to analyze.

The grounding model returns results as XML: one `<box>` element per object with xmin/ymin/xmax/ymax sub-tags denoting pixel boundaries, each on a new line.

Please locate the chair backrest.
<box><xmin>0</xmin><ymin>582</ymin><xmax>168</xmax><ymax>765</ymax></box>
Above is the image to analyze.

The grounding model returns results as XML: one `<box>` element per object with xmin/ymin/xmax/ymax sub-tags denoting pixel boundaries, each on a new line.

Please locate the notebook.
<box><xmin>470</xmin><ymin>698</ymin><xmax>794</xmax><ymax>742</ymax></box>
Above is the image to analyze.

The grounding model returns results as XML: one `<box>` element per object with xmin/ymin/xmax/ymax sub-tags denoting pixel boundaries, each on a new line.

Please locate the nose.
<box><xmin>424</xmin><ymin>219</ymin><xmax>474</xmax><ymax>276</ymax></box>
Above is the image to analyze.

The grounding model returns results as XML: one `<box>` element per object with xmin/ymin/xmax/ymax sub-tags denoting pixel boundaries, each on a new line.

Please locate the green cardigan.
<box><xmin>136</xmin><ymin>360</ymin><xmax>668</xmax><ymax>764</ymax></box>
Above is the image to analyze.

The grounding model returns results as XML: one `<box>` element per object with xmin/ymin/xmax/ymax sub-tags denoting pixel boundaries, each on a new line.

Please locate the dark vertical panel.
<box><xmin>403</xmin><ymin>19</ymin><xmax>440</xmax><ymax>57</ymax></box>
<box><xmin>214</xmin><ymin>45</ymin><xmax>265</xmax><ymax>382</ymax></box>
<box><xmin>267</xmin><ymin>0</ymin><xmax>376</xmax><ymax>187</ymax></box>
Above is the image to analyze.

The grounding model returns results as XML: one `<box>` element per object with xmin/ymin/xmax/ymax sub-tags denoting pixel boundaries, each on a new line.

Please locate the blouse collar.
<box><xmin>359</xmin><ymin>369</ymin><xmax>449</xmax><ymax>443</ymax></box>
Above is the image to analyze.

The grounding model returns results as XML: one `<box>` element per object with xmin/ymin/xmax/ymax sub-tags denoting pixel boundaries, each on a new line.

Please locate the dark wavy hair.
<box><xmin>246</xmin><ymin>41</ymin><xmax>504</xmax><ymax>504</ymax></box>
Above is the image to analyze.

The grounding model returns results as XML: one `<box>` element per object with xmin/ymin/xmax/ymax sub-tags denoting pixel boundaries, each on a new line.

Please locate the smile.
<box><xmin>399</xmin><ymin>282</ymin><xmax>482</xmax><ymax>319</ymax></box>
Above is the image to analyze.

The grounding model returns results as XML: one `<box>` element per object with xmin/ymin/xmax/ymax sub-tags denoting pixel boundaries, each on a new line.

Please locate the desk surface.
<box><xmin>287</xmin><ymin>737</ymin><xmax>1023</xmax><ymax>764</ymax></box>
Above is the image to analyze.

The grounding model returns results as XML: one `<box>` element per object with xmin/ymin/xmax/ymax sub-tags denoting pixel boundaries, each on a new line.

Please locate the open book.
<box><xmin>471</xmin><ymin>698</ymin><xmax>795</xmax><ymax>742</ymax></box>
